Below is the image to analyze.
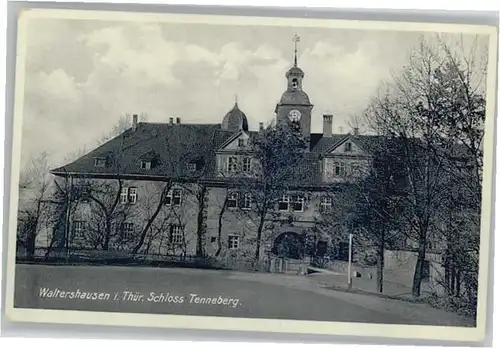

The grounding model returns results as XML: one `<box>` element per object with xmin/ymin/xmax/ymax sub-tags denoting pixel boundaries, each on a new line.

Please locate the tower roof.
<box><xmin>221</xmin><ymin>101</ymin><xmax>249</xmax><ymax>132</ymax></box>
<box><xmin>286</xmin><ymin>66</ymin><xmax>305</xmax><ymax>78</ymax></box>
<box><xmin>279</xmin><ymin>90</ymin><xmax>311</xmax><ymax>105</ymax></box>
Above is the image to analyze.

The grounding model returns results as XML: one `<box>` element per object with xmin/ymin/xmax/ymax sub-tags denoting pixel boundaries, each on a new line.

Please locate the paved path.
<box><xmin>14</xmin><ymin>264</ymin><xmax>474</xmax><ymax>327</ymax></box>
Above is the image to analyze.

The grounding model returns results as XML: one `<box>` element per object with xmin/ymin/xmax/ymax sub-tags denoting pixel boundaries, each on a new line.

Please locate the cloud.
<box><xmin>20</xmin><ymin>20</ymin><xmax>434</xmax><ymax>170</ymax></box>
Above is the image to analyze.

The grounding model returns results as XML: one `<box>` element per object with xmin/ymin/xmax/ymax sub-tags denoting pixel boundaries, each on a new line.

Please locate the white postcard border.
<box><xmin>4</xmin><ymin>7</ymin><xmax>499</xmax><ymax>343</ymax></box>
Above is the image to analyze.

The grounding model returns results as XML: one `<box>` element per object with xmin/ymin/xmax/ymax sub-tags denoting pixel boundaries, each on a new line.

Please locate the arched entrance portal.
<box><xmin>271</xmin><ymin>232</ymin><xmax>305</xmax><ymax>260</ymax></box>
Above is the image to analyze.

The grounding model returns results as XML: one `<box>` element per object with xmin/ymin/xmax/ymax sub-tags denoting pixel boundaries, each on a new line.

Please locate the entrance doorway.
<box><xmin>271</xmin><ymin>232</ymin><xmax>305</xmax><ymax>260</ymax></box>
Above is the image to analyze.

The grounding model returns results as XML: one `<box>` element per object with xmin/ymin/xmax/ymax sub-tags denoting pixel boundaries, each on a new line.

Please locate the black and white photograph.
<box><xmin>4</xmin><ymin>7</ymin><xmax>498</xmax><ymax>342</ymax></box>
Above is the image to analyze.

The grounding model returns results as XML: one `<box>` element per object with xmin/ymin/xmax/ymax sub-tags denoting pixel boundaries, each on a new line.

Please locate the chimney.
<box><xmin>132</xmin><ymin>114</ymin><xmax>138</xmax><ymax>131</ymax></box>
<box><xmin>323</xmin><ymin>114</ymin><xmax>333</xmax><ymax>138</ymax></box>
<box><xmin>259</xmin><ymin>122</ymin><xmax>264</xmax><ymax>132</ymax></box>
<box><xmin>169</xmin><ymin>117</ymin><xmax>174</xmax><ymax>125</ymax></box>
<box><xmin>353</xmin><ymin>127</ymin><xmax>359</xmax><ymax>135</ymax></box>
<box><xmin>176</xmin><ymin>117</ymin><xmax>181</xmax><ymax>124</ymax></box>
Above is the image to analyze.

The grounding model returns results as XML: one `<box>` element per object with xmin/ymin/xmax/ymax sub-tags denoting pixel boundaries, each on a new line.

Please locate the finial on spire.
<box><xmin>293</xmin><ymin>34</ymin><xmax>300</xmax><ymax>67</ymax></box>
<box><xmin>234</xmin><ymin>94</ymin><xmax>238</xmax><ymax>106</ymax></box>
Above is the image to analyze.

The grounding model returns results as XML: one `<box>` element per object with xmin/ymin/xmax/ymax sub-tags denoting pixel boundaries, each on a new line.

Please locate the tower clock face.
<box><xmin>288</xmin><ymin>109</ymin><xmax>302</xmax><ymax>122</ymax></box>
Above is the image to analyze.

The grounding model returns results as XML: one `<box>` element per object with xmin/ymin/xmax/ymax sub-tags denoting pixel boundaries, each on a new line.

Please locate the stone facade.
<box><xmin>39</xmin><ymin>176</ymin><xmax>344</xmax><ymax>261</ymax></box>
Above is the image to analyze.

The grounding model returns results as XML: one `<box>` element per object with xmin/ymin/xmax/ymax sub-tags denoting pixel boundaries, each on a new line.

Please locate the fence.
<box><xmin>16</xmin><ymin>247</ymin><xmax>272</xmax><ymax>273</ymax></box>
<box><xmin>268</xmin><ymin>256</ymin><xmax>308</xmax><ymax>275</ymax></box>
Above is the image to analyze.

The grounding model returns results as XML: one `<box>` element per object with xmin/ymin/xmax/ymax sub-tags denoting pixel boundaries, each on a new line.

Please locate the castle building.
<box><xmin>49</xmin><ymin>37</ymin><xmax>384</xmax><ymax>265</ymax></box>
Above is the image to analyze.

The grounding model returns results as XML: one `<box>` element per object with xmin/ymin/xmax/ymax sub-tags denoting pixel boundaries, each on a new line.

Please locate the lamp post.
<box><xmin>347</xmin><ymin>233</ymin><xmax>353</xmax><ymax>291</ymax></box>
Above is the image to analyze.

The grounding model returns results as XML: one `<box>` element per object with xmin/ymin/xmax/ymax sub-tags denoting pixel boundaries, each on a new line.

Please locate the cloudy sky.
<box><xmin>18</xmin><ymin>16</ymin><xmax>486</xmax><ymax>169</ymax></box>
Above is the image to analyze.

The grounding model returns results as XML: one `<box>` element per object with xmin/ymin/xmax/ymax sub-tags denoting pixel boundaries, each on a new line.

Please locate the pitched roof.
<box><xmin>51</xmin><ymin>123</ymin><xmax>226</xmax><ymax>179</ymax></box>
<box><xmin>50</xmin><ymin>122</ymin><xmax>386</xmax><ymax>185</ymax></box>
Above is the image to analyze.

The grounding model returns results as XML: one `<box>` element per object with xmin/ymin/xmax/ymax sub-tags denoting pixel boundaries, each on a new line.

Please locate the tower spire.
<box><xmin>293</xmin><ymin>34</ymin><xmax>300</xmax><ymax>67</ymax></box>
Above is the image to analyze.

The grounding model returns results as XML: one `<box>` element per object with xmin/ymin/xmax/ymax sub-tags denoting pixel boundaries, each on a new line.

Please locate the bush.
<box><xmin>358</xmin><ymin>249</ymin><xmax>378</xmax><ymax>267</ymax></box>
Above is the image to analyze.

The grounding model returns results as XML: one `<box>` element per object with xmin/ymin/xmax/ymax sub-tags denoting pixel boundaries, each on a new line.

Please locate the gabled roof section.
<box><xmin>216</xmin><ymin>130</ymin><xmax>244</xmax><ymax>151</ymax></box>
<box><xmin>215</xmin><ymin>130</ymin><xmax>260</xmax><ymax>152</ymax></box>
<box><xmin>51</xmin><ymin>122</ymin><xmax>222</xmax><ymax>179</ymax></box>
<box><xmin>323</xmin><ymin>133</ymin><xmax>383</xmax><ymax>155</ymax></box>
<box><xmin>309</xmin><ymin>133</ymin><xmax>346</xmax><ymax>153</ymax></box>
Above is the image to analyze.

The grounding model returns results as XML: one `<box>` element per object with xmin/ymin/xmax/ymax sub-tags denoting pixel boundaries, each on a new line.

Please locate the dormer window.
<box><xmin>187</xmin><ymin>157</ymin><xmax>205</xmax><ymax>172</ymax></box>
<box><xmin>242</xmin><ymin>157</ymin><xmax>252</xmax><ymax>173</ymax></box>
<box><xmin>228</xmin><ymin>156</ymin><xmax>238</xmax><ymax>172</ymax></box>
<box><xmin>345</xmin><ymin>142</ymin><xmax>352</xmax><ymax>152</ymax></box>
<box><xmin>141</xmin><ymin>160</ymin><xmax>152</xmax><ymax>170</ymax></box>
<box><xmin>139</xmin><ymin>151</ymin><xmax>160</xmax><ymax>170</ymax></box>
<box><xmin>94</xmin><ymin>157</ymin><xmax>107</xmax><ymax>168</ymax></box>
<box><xmin>334</xmin><ymin>161</ymin><xmax>346</xmax><ymax>177</ymax></box>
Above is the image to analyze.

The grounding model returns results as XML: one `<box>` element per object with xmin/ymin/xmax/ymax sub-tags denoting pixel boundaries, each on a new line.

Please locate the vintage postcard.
<box><xmin>3</xmin><ymin>7</ymin><xmax>498</xmax><ymax>343</ymax></box>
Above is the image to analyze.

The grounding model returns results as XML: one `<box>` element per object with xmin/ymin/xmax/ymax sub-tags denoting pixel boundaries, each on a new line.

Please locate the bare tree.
<box><xmin>132</xmin><ymin>124</ymin><xmax>215</xmax><ymax>256</ymax></box>
<box><xmin>131</xmin><ymin>181</ymin><xmax>174</xmax><ymax>254</ymax></box>
<box><xmin>47</xmin><ymin>115</ymin><xmax>138</xmax><ymax>253</ymax></box>
<box><xmin>228</xmin><ymin>123</ymin><xmax>314</xmax><ymax>261</ymax></box>
<box><xmin>17</xmin><ymin>151</ymin><xmax>53</xmax><ymax>260</ymax></box>
<box><xmin>215</xmin><ymin>190</ymin><xmax>230</xmax><ymax>257</ymax></box>
<box><xmin>363</xmin><ymin>34</ymin><xmax>487</xmax><ymax>298</ymax></box>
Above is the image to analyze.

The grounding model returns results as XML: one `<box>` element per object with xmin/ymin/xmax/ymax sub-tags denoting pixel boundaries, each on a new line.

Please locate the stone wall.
<box><xmin>327</xmin><ymin>249</ymin><xmax>445</xmax><ymax>295</ymax></box>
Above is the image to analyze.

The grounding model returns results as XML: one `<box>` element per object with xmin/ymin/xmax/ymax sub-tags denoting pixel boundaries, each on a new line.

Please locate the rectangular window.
<box><xmin>238</xmin><ymin>139</ymin><xmax>245</xmax><ymax>147</ymax></box>
<box><xmin>128</xmin><ymin>187</ymin><xmax>138</xmax><ymax>204</ymax></box>
<box><xmin>292</xmin><ymin>195</ymin><xmax>305</xmax><ymax>212</ymax></box>
<box><xmin>121</xmin><ymin>222</ymin><xmax>134</xmax><ymax>239</ymax></box>
<box><xmin>227</xmin><ymin>192</ymin><xmax>238</xmax><ymax>208</ymax></box>
<box><xmin>141</xmin><ymin>161</ymin><xmax>151</xmax><ymax>170</ymax></box>
<box><xmin>187</xmin><ymin>163</ymin><xmax>197</xmax><ymax>172</ymax></box>
<box><xmin>120</xmin><ymin>187</ymin><xmax>129</xmax><ymax>204</ymax></box>
<box><xmin>334</xmin><ymin>161</ymin><xmax>346</xmax><ymax>177</ymax></box>
<box><xmin>121</xmin><ymin>187</ymin><xmax>138</xmax><ymax>204</ymax></box>
<box><xmin>172</xmin><ymin>189</ymin><xmax>182</xmax><ymax>206</ymax></box>
<box><xmin>228</xmin><ymin>156</ymin><xmax>238</xmax><ymax>172</ymax></box>
<box><xmin>278</xmin><ymin>195</ymin><xmax>290</xmax><ymax>211</ymax></box>
<box><xmin>320</xmin><ymin>196</ymin><xmax>333</xmax><ymax>212</ymax></box>
<box><xmin>73</xmin><ymin>220</ymin><xmax>85</xmax><ymax>238</ymax></box>
<box><xmin>165</xmin><ymin>189</ymin><xmax>182</xmax><ymax>206</ymax></box>
<box><xmin>345</xmin><ymin>142</ymin><xmax>352</xmax><ymax>152</ymax></box>
<box><xmin>228</xmin><ymin>235</ymin><xmax>240</xmax><ymax>250</ymax></box>
<box><xmin>242</xmin><ymin>157</ymin><xmax>252</xmax><ymax>173</ymax></box>
<box><xmin>241</xmin><ymin>193</ymin><xmax>252</xmax><ymax>210</ymax></box>
<box><xmin>170</xmin><ymin>225</ymin><xmax>184</xmax><ymax>245</ymax></box>
<box><xmin>349</xmin><ymin>163</ymin><xmax>360</xmax><ymax>176</ymax></box>
<box><xmin>93</xmin><ymin>158</ymin><xmax>107</xmax><ymax>167</ymax></box>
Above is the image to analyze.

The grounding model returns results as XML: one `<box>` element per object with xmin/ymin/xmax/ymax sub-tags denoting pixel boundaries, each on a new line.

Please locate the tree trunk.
<box><xmin>25</xmin><ymin>231</ymin><xmax>36</xmax><ymax>261</ymax></box>
<box><xmin>103</xmin><ymin>219</ymin><xmax>111</xmax><ymax>250</ymax></box>
<box><xmin>450</xmin><ymin>262</ymin><xmax>457</xmax><ymax>296</ymax></box>
<box><xmin>215</xmin><ymin>197</ymin><xmax>228</xmax><ymax>257</ymax></box>
<box><xmin>456</xmin><ymin>269</ymin><xmax>461</xmax><ymax>295</ymax></box>
<box><xmin>411</xmin><ymin>234</ymin><xmax>427</xmax><ymax>297</ymax></box>
<box><xmin>196</xmin><ymin>186</ymin><xmax>207</xmax><ymax>257</ymax></box>
<box><xmin>254</xmin><ymin>213</ymin><xmax>266</xmax><ymax>261</ymax></box>
<box><xmin>132</xmin><ymin>186</ymin><xmax>169</xmax><ymax>255</ymax></box>
<box><xmin>376</xmin><ymin>235</ymin><xmax>385</xmax><ymax>293</ymax></box>
<box><xmin>444</xmin><ymin>249</ymin><xmax>451</xmax><ymax>298</ymax></box>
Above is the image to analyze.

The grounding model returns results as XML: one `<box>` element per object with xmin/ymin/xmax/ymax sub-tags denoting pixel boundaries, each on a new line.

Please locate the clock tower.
<box><xmin>275</xmin><ymin>34</ymin><xmax>313</xmax><ymax>139</ymax></box>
